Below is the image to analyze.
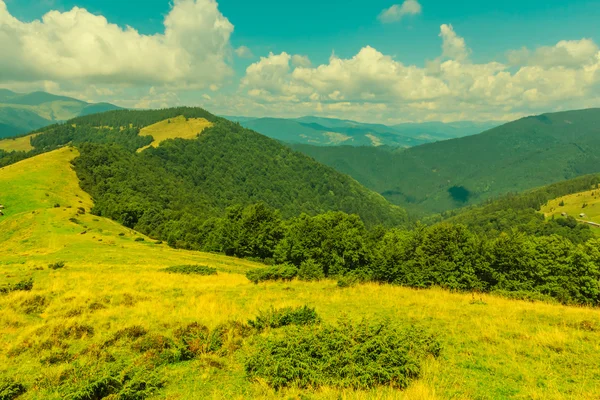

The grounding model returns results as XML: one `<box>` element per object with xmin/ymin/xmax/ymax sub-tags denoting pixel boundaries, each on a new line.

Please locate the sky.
<box><xmin>1</xmin><ymin>0</ymin><xmax>599</xmax><ymax>123</ymax></box>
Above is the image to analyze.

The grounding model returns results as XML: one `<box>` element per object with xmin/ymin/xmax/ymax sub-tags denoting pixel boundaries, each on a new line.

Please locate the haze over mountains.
<box><xmin>226</xmin><ymin>115</ymin><xmax>499</xmax><ymax>147</ymax></box>
<box><xmin>0</xmin><ymin>89</ymin><xmax>122</xmax><ymax>138</ymax></box>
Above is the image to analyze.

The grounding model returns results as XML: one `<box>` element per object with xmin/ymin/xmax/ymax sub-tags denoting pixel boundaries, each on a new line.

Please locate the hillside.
<box><xmin>2</xmin><ymin>149</ymin><xmax>600</xmax><ymax>398</ymax></box>
<box><xmin>1</xmin><ymin>107</ymin><xmax>406</xmax><ymax>230</ymax></box>
<box><xmin>0</xmin><ymin>90</ymin><xmax>122</xmax><ymax>138</ymax></box>
<box><xmin>292</xmin><ymin>109</ymin><xmax>600</xmax><ymax>214</ymax></box>
<box><xmin>227</xmin><ymin>115</ymin><xmax>497</xmax><ymax>148</ymax></box>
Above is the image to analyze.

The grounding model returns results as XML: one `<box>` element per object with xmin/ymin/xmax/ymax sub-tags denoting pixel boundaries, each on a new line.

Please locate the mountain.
<box><xmin>4</xmin><ymin>107</ymin><xmax>406</xmax><ymax>232</ymax></box>
<box><xmin>291</xmin><ymin>108</ymin><xmax>600</xmax><ymax>214</ymax></box>
<box><xmin>224</xmin><ymin>115</ymin><xmax>498</xmax><ymax>148</ymax></box>
<box><xmin>0</xmin><ymin>89</ymin><xmax>122</xmax><ymax>138</ymax></box>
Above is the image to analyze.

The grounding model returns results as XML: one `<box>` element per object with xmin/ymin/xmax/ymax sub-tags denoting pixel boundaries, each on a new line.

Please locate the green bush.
<box><xmin>245</xmin><ymin>320</ymin><xmax>440</xmax><ymax>390</ymax></box>
<box><xmin>248</xmin><ymin>306</ymin><xmax>320</xmax><ymax>331</ymax></box>
<box><xmin>246</xmin><ymin>264</ymin><xmax>298</xmax><ymax>284</ymax></box>
<box><xmin>134</xmin><ymin>237</ymin><xmax>145</xmax><ymax>242</ymax></box>
<box><xmin>0</xmin><ymin>377</ymin><xmax>27</xmax><ymax>400</ymax></box>
<box><xmin>337</xmin><ymin>275</ymin><xmax>360</xmax><ymax>288</ymax></box>
<box><xmin>491</xmin><ymin>290</ymin><xmax>558</xmax><ymax>304</ymax></box>
<box><xmin>49</xmin><ymin>261</ymin><xmax>65</xmax><ymax>270</ymax></box>
<box><xmin>297</xmin><ymin>259</ymin><xmax>325</xmax><ymax>281</ymax></box>
<box><xmin>62</xmin><ymin>367</ymin><xmax>163</xmax><ymax>400</ymax></box>
<box><xmin>0</xmin><ymin>278</ymin><xmax>33</xmax><ymax>295</ymax></box>
<box><xmin>161</xmin><ymin>265</ymin><xmax>217</xmax><ymax>275</ymax></box>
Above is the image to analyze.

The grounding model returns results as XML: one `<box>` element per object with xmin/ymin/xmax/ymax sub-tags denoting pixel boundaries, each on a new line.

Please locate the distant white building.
<box><xmin>580</xmin><ymin>213</ymin><xmax>586</xmax><ymax>218</ymax></box>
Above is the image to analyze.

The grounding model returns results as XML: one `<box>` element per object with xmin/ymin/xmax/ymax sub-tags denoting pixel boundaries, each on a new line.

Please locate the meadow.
<box><xmin>1</xmin><ymin>148</ymin><xmax>600</xmax><ymax>399</ymax></box>
<box><xmin>542</xmin><ymin>189</ymin><xmax>600</xmax><ymax>225</ymax></box>
<box><xmin>137</xmin><ymin>116</ymin><xmax>213</xmax><ymax>152</ymax></box>
<box><xmin>0</xmin><ymin>134</ymin><xmax>36</xmax><ymax>152</ymax></box>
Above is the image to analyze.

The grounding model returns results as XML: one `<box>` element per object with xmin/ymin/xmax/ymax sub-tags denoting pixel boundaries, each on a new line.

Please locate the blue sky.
<box><xmin>1</xmin><ymin>0</ymin><xmax>600</xmax><ymax>122</ymax></box>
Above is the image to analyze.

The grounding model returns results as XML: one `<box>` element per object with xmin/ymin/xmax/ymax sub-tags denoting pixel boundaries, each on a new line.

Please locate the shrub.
<box><xmin>53</xmin><ymin>203</ymin><xmax>61</xmax><ymax>208</ymax></box>
<box><xmin>248</xmin><ymin>306</ymin><xmax>320</xmax><ymax>331</ymax></box>
<box><xmin>246</xmin><ymin>264</ymin><xmax>298</xmax><ymax>284</ymax></box>
<box><xmin>0</xmin><ymin>377</ymin><xmax>27</xmax><ymax>400</ymax></box>
<box><xmin>297</xmin><ymin>259</ymin><xmax>325</xmax><ymax>281</ymax></box>
<box><xmin>337</xmin><ymin>275</ymin><xmax>359</xmax><ymax>288</ymax></box>
<box><xmin>1</xmin><ymin>278</ymin><xmax>34</xmax><ymax>293</ymax></box>
<box><xmin>49</xmin><ymin>261</ymin><xmax>65</xmax><ymax>270</ymax></box>
<box><xmin>161</xmin><ymin>265</ymin><xmax>217</xmax><ymax>275</ymax></box>
<box><xmin>134</xmin><ymin>237</ymin><xmax>145</xmax><ymax>242</ymax></box>
<box><xmin>62</xmin><ymin>367</ymin><xmax>163</xmax><ymax>400</ymax></box>
<box><xmin>245</xmin><ymin>320</ymin><xmax>440</xmax><ymax>390</ymax></box>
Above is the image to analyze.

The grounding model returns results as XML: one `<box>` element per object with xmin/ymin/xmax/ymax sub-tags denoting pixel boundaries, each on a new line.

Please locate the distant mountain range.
<box><xmin>0</xmin><ymin>89</ymin><xmax>122</xmax><ymax>138</ymax></box>
<box><xmin>224</xmin><ymin>115</ymin><xmax>499</xmax><ymax>147</ymax></box>
<box><xmin>290</xmin><ymin>108</ymin><xmax>600</xmax><ymax>214</ymax></box>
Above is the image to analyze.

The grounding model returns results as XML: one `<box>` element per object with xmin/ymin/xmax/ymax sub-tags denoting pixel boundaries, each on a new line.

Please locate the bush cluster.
<box><xmin>248</xmin><ymin>306</ymin><xmax>320</xmax><ymax>331</ymax></box>
<box><xmin>49</xmin><ymin>261</ymin><xmax>65</xmax><ymax>270</ymax></box>
<box><xmin>246</xmin><ymin>264</ymin><xmax>298</xmax><ymax>284</ymax></box>
<box><xmin>0</xmin><ymin>377</ymin><xmax>27</xmax><ymax>400</ymax></box>
<box><xmin>245</xmin><ymin>319</ymin><xmax>440</xmax><ymax>390</ymax></box>
<box><xmin>0</xmin><ymin>278</ymin><xmax>33</xmax><ymax>295</ymax></box>
<box><xmin>161</xmin><ymin>265</ymin><xmax>217</xmax><ymax>276</ymax></box>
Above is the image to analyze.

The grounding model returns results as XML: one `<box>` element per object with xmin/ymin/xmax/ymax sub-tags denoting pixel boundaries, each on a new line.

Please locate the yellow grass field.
<box><xmin>542</xmin><ymin>188</ymin><xmax>600</xmax><ymax>224</ymax></box>
<box><xmin>137</xmin><ymin>116</ymin><xmax>213</xmax><ymax>152</ymax></box>
<box><xmin>0</xmin><ymin>134</ymin><xmax>36</xmax><ymax>152</ymax></box>
<box><xmin>1</xmin><ymin>149</ymin><xmax>600</xmax><ymax>399</ymax></box>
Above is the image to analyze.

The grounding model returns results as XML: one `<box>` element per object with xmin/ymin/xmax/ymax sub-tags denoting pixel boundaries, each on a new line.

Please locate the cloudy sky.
<box><xmin>1</xmin><ymin>0</ymin><xmax>599</xmax><ymax>123</ymax></box>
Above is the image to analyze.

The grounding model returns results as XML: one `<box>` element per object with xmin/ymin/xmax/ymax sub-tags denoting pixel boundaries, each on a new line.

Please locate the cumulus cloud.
<box><xmin>378</xmin><ymin>0</ymin><xmax>422</xmax><ymax>24</ymax></box>
<box><xmin>439</xmin><ymin>24</ymin><xmax>470</xmax><ymax>62</ymax></box>
<box><xmin>0</xmin><ymin>0</ymin><xmax>233</xmax><ymax>88</ymax></box>
<box><xmin>239</xmin><ymin>25</ymin><xmax>600</xmax><ymax>122</ymax></box>
<box><xmin>235</xmin><ymin>45</ymin><xmax>254</xmax><ymax>58</ymax></box>
<box><xmin>507</xmin><ymin>39</ymin><xmax>599</xmax><ymax>67</ymax></box>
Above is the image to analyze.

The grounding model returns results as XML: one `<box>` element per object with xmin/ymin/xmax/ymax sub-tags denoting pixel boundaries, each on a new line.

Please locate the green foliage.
<box><xmin>245</xmin><ymin>320</ymin><xmax>440</xmax><ymax>390</ymax></box>
<box><xmin>0</xmin><ymin>377</ymin><xmax>26</xmax><ymax>400</ymax></box>
<box><xmin>248</xmin><ymin>306</ymin><xmax>320</xmax><ymax>331</ymax></box>
<box><xmin>297</xmin><ymin>259</ymin><xmax>325</xmax><ymax>281</ymax></box>
<box><xmin>291</xmin><ymin>109</ymin><xmax>600</xmax><ymax>214</ymax></box>
<box><xmin>49</xmin><ymin>261</ymin><xmax>65</xmax><ymax>270</ymax></box>
<box><xmin>245</xmin><ymin>265</ymin><xmax>298</xmax><ymax>284</ymax></box>
<box><xmin>62</xmin><ymin>367</ymin><xmax>163</xmax><ymax>400</ymax></box>
<box><xmin>134</xmin><ymin>237</ymin><xmax>145</xmax><ymax>242</ymax></box>
<box><xmin>0</xmin><ymin>278</ymin><xmax>33</xmax><ymax>294</ymax></box>
<box><xmin>161</xmin><ymin>265</ymin><xmax>217</xmax><ymax>275</ymax></box>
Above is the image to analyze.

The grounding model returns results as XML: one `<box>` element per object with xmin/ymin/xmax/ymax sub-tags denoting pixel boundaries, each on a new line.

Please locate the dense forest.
<box><xmin>291</xmin><ymin>108</ymin><xmax>600</xmax><ymax>214</ymax></box>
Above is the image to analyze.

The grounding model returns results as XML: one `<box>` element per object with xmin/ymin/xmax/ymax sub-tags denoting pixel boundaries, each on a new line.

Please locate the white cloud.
<box><xmin>507</xmin><ymin>39</ymin><xmax>599</xmax><ymax>67</ymax></box>
<box><xmin>235</xmin><ymin>45</ymin><xmax>254</xmax><ymax>58</ymax></box>
<box><xmin>0</xmin><ymin>0</ymin><xmax>233</xmax><ymax>88</ymax></box>
<box><xmin>291</xmin><ymin>55</ymin><xmax>312</xmax><ymax>68</ymax></box>
<box><xmin>238</xmin><ymin>25</ymin><xmax>600</xmax><ymax>122</ymax></box>
<box><xmin>378</xmin><ymin>0</ymin><xmax>422</xmax><ymax>24</ymax></box>
<box><xmin>439</xmin><ymin>24</ymin><xmax>470</xmax><ymax>62</ymax></box>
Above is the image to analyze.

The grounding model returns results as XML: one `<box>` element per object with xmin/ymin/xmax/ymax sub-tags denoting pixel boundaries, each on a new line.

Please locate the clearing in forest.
<box><xmin>137</xmin><ymin>115</ymin><xmax>213</xmax><ymax>152</ymax></box>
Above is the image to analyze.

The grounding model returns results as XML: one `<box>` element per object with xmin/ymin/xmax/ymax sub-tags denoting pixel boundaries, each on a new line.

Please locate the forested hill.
<box><xmin>290</xmin><ymin>108</ymin><xmax>600</xmax><ymax>214</ymax></box>
<box><xmin>0</xmin><ymin>107</ymin><xmax>406</xmax><ymax>233</ymax></box>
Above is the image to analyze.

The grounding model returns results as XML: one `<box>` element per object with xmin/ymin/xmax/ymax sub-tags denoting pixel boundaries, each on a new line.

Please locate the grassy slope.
<box><xmin>0</xmin><ymin>134</ymin><xmax>37</xmax><ymax>152</ymax></box>
<box><xmin>1</xmin><ymin>148</ymin><xmax>600</xmax><ymax>398</ymax></box>
<box><xmin>137</xmin><ymin>116</ymin><xmax>213</xmax><ymax>151</ymax></box>
<box><xmin>542</xmin><ymin>189</ymin><xmax>600</xmax><ymax>223</ymax></box>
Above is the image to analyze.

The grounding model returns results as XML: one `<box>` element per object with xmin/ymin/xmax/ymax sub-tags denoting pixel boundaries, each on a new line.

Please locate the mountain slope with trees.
<box><xmin>291</xmin><ymin>109</ymin><xmax>600</xmax><ymax>214</ymax></box>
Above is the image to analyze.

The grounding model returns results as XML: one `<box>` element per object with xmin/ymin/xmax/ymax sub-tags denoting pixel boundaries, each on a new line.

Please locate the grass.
<box><xmin>137</xmin><ymin>115</ymin><xmax>213</xmax><ymax>152</ymax></box>
<box><xmin>542</xmin><ymin>188</ymin><xmax>600</xmax><ymax>223</ymax></box>
<box><xmin>1</xmin><ymin>148</ymin><xmax>600</xmax><ymax>398</ymax></box>
<box><xmin>0</xmin><ymin>134</ymin><xmax>36</xmax><ymax>152</ymax></box>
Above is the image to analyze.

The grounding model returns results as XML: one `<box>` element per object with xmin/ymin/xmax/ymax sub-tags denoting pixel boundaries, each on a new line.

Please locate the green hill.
<box><xmin>0</xmin><ymin>89</ymin><xmax>122</xmax><ymax>138</ymax></box>
<box><xmin>2</xmin><ymin>107</ymin><xmax>406</xmax><ymax>232</ymax></box>
<box><xmin>292</xmin><ymin>108</ymin><xmax>600</xmax><ymax>214</ymax></box>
